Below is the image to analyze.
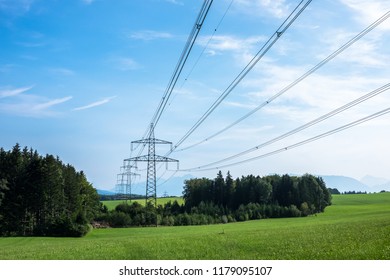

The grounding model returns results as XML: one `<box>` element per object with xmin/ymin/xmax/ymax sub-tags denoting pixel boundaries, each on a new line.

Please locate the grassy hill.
<box><xmin>102</xmin><ymin>197</ymin><xmax>184</xmax><ymax>210</ymax></box>
<box><xmin>0</xmin><ymin>193</ymin><xmax>389</xmax><ymax>260</ymax></box>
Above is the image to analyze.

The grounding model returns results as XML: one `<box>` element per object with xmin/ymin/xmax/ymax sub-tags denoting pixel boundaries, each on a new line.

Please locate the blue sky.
<box><xmin>1</xmin><ymin>0</ymin><xmax>390</xmax><ymax>191</ymax></box>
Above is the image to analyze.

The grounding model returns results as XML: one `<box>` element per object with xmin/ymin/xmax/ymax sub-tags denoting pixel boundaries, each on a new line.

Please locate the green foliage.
<box><xmin>182</xmin><ymin>172</ymin><xmax>332</xmax><ymax>220</ymax></box>
<box><xmin>102</xmin><ymin>197</ymin><xmax>184</xmax><ymax>211</ymax></box>
<box><xmin>100</xmin><ymin>172</ymin><xmax>332</xmax><ymax>228</ymax></box>
<box><xmin>0</xmin><ymin>144</ymin><xmax>102</xmax><ymax>237</ymax></box>
<box><xmin>1</xmin><ymin>193</ymin><xmax>389</xmax><ymax>260</ymax></box>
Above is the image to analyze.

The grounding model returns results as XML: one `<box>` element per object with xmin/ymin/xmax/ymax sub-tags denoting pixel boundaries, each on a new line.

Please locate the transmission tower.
<box><xmin>116</xmin><ymin>161</ymin><xmax>139</xmax><ymax>203</ymax></box>
<box><xmin>126</xmin><ymin>123</ymin><xmax>179</xmax><ymax>207</ymax></box>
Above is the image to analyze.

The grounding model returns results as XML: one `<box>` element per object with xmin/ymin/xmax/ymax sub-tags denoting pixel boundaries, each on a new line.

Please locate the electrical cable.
<box><xmin>176</xmin><ymin>9</ymin><xmax>390</xmax><ymax>152</ymax></box>
<box><xmin>178</xmin><ymin>82</ymin><xmax>390</xmax><ymax>170</ymax></box>
<box><xmin>167</xmin><ymin>0</ymin><xmax>235</xmax><ymax>108</ymax></box>
<box><xmin>150</xmin><ymin>0</ymin><xmax>214</xmax><ymax>130</ymax></box>
<box><xmin>127</xmin><ymin>0</ymin><xmax>214</xmax><ymax>160</ymax></box>
<box><xmin>171</xmin><ymin>0</ymin><xmax>313</xmax><ymax>152</ymax></box>
<box><xmin>180</xmin><ymin>106</ymin><xmax>390</xmax><ymax>172</ymax></box>
<box><xmin>155</xmin><ymin>0</ymin><xmax>235</xmax><ymax>184</ymax></box>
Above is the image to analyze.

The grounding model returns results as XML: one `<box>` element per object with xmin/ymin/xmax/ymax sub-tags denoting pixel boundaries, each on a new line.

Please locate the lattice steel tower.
<box><xmin>126</xmin><ymin>123</ymin><xmax>178</xmax><ymax>207</ymax></box>
<box><xmin>116</xmin><ymin>161</ymin><xmax>139</xmax><ymax>203</ymax></box>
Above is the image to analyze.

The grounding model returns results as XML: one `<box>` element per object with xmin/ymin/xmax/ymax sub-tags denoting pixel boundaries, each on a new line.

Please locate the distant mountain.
<box><xmin>95</xmin><ymin>189</ymin><xmax>116</xmax><ymax>195</ymax></box>
<box><xmin>321</xmin><ymin>175</ymin><xmax>390</xmax><ymax>193</ymax></box>
<box><xmin>157</xmin><ymin>174</ymin><xmax>194</xmax><ymax>197</ymax></box>
<box><xmin>321</xmin><ymin>175</ymin><xmax>368</xmax><ymax>192</ymax></box>
<box><xmin>360</xmin><ymin>175</ymin><xmax>389</xmax><ymax>188</ymax></box>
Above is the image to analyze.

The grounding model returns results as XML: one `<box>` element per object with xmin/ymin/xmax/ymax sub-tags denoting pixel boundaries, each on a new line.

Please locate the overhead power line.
<box><xmin>132</xmin><ymin>0</ymin><xmax>214</xmax><ymax>157</ymax></box>
<box><xmin>181</xmin><ymin>106</ymin><xmax>390</xmax><ymax>172</ymax></box>
<box><xmin>167</xmin><ymin>0</ymin><xmax>235</xmax><ymax>108</ymax></box>
<box><xmin>180</xmin><ymin>82</ymin><xmax>390</xmax><ymax>171</ymax></box>
<box><xmin>171</xmin><ymin>0</ymin><xmax>313</xmax><ymax>152</ymax></box>
<box><xmin>150</xmin><ymin>0</ymin><xmax>214</xmax><ymax>131</ymax></box>
<box><xmin>176</xmin><ymin>9</ymin><xmax>390</xmax><ymax>152</ymax></box>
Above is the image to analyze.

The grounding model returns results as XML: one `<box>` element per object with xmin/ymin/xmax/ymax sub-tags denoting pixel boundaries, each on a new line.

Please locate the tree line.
<box><xmin>0</xmin><ymin>144</ymin><xmax>102</xmax><ymax>237</ymax></box>
<box><xmin>0</xmin><ymin>144</ymin><xmax>332</xmax><ymax>233</ymax></box>
<box><xmin>183</xmin><ymin>171</ymin><xmax>331</xmax><ymax>214</ymax></box>
<box><xmin>100</xmin><ymin>171</ymin><xmax>332</xmax><ymax>227</ymax></box>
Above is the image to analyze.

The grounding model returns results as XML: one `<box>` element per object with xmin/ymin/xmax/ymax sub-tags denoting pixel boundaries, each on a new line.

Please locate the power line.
<box><xmin>118</xmin><ymin>1</ymin><xmax>214</xmax><ymax>206</ymax></box>
<box><xmin>131</xmin><ymin>0</ymin><xmax>214</xmax><ymax>159</ymax></box>
<box><xmin>167</xmin><ymin>0</ymin><xmax>235</xmax><ymax>108</ymax></box>
<box><xmin>181</xmin><ymin>106</ymin><xmax>390</xmax><ymax>172</ymax></box>
<box><xmin>171</xmin><ymin>0</ymin><xmax>313</xmax><ymax>152</ymax></box>
<box><xmin>155</xmin><ymin>0</ymin><xmax>235</xmax><ymax>182</ymax></box>
<box><xmin>176</xmin><ymin>9</ymin><xmax>390</xmax><ymax>152</ymax></box>
<box><xmin>150</xmin><ymin>0</ymin><xmax>214</xmax><ymax>131</ymax></box>
<box><xmin>180</xmin><ymin>82</ymin><xmax>390</xmax><ymax>171</ymax></box>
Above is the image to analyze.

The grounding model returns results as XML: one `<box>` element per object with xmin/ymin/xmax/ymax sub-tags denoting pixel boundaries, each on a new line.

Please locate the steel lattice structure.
<box><xmin>126</xmin><ymin>124</ymin><xmax>179</xmax><ymax>207</ymax></box>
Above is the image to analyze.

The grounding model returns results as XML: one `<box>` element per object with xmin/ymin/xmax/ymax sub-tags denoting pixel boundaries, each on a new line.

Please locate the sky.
<box><xmin>1</xmin><ymin>0</ymin><xmax>390</xmax><ymax>191</ymax></box>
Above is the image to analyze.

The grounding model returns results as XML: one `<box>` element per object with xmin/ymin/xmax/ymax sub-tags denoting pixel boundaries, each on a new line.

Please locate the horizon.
<box><xmin>96</xmin><ymin>173</ymin><xmax>390</xmax><ymax>195</ymax></box>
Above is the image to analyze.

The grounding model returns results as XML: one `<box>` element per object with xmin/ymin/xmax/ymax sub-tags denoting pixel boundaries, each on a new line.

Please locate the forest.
<box><xmin>0</xmin><ymin>144</ymin><xmax>102</xmax><ymax>237</ymax></box>
<box><xmin>100</xmin><ymin>171</ymin><xmax>332</xmax><ymax>227</ymax></box>
<box><xmin>1</xmin><ymin>144</ymin><xmax>332</xmax><ymax>234</ymax></box>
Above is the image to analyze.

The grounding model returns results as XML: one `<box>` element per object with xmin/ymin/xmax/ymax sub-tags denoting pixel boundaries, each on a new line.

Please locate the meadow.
<box><xmin>102</xmin><ymin>197</ymin><xmax>184</xmax><ymax>210</ymax></box>
<box><xmin>0</xmin><ymin>193</ymin><xmax>389</xmax><ymax>260</ymax></box>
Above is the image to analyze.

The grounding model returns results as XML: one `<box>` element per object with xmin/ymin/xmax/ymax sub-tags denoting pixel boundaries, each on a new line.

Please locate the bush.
<box><xmin>300</xmin><ymin>202</ymin><xmax>310</xmax><ymax>217</ymax></box>
<box><xmin>47</xmin><ymin>216</ymin><xmax>92</xmax><ymax>237</ymax></box>
<box><xmin>221</xmin><ymin>215</ymin><xmax>228</xmax><ymax>224</ymax></box>
<box><xmin>161</xmin><ymin>215</ymin><xmax>175</xmax><ymax>226</ymax></box>
<box><xmin>288</xmin><ymin>205</ymin><xmax>302</xmax><ymax>217</ymax></box>
<box><xmin>107</xmin><ymin>212</ymin><xmax>132</xmax><ymax>227</ymax></box>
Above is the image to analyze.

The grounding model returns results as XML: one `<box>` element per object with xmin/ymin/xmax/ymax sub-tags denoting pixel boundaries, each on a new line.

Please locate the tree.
<box><xmin>213</xmin><ymin>171</ymin><xmax>225</xmax><ymax>206</ymax></box>
<box><xmin>225</xmin><ymin>171</ymin><xmax>235</xmax><ymax>208</ymax></box>
<box><xmin>0</xmin><ymin>144</ymin><xmax>102</xmax><ymax>237</ymax></box>
<box><xmin>0</xmin><ymin>179</ymin><xmax>8</xmax><ymax>207</ymax></box>
<box><xmin>0</xmin><ymin>179</ymin><xmax>9</xmax><ymax>224</ymax></box>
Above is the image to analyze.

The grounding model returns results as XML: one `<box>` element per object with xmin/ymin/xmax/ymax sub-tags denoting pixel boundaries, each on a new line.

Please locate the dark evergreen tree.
<box><xmin>213</xmin><ymin>171</ymin><xmax>225</xmax><ymax>206</ymax></box>
<box><xmin>225</xmin><ymin>171</ymin><xmax>235</xmax><ymax>208</ymax></box>
<box><xmin>0</xmin><ymin>144</ymin><xmax>102</xmax><ymax>237</ymax></box>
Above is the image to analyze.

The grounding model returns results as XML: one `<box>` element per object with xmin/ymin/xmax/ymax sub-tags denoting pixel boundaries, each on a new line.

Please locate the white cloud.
<box><xmin>73</xmin><ymin>96</ymin><xmax>117</xmax><ymax>111</ymax></box>
<box><xmin>0</xmin><ymin>64</ymin><xmax>17</xmax><ymax>73</ymax></box>
<box><xmin>165</xmin><ymin>0</ymin><xmax>183</xmax><ymax>5</ymax></box>
<box><xmin>129</xmin><ymin>30</ymin><xmax>173</xmax><ymax>41</ymax></box>
<box><xmin>223</xmin><ymin>101</ymin><xmax>256</xmax><ymax>109</ymax></box>
<box><xmin>197</xmin><ymin>34</ymin><xmax>267</xmax><ymax>66</ymax></box>
<box><xmin>233</xmin><ymin>0</ymin><xmax>291</xmax><ymax>18</ymax></box>
<box><xmin>15</xmin><ymin>41</ymin><xmax>46</xmax><ymax>48</ymax></box>
<box><xmin>340</xmin><ymin>0</ymin><xmax>390</xmax><ymax>30</ymax></box>
<box><xmin>199</xmin><ymin>35</ymin><xmax>264</xmax><ymax>53</ymax></box>
<box><xmin>0</xmin><ymin>85</ymin><xmax>34</xmax><ymax>98</ymax></box>
<box><xmin>32</xmin><ymin>96</ymin><xmax>73</xmax><ymax>111</ymax></box>
<box><xmin>110</xmin><ymin>57</ymin><xmax>140</xmax><ymax>71</ymax></box>
<box><xmin>0</xmin><ymin>93</ymin><xmax>73</xmax><ymax>117</ymax></box>
<box><xmin>81</xmin><ymin>0</ymin><xmax>95</xmax><ymax>5</ymax></box>
<box><xmin>316</xmin><ymin>27</ymin><xmax>389</xmax><ymax>68</ymax></box>
<box><xmin>0</xmin><ymin>0</ymin><xmax>35</xmax><ymax>15</ymax></box>
<box><xmin>49</xmin><ymin>68</ymin><xmax>75</xmax><ymax>76</ymax></box>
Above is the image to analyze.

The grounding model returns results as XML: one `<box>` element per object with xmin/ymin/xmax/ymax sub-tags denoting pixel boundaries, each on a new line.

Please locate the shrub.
<box><xmin>107</xmin><ymin>212</ymin><xmax>132</xmax><ymax>228</ymax></box>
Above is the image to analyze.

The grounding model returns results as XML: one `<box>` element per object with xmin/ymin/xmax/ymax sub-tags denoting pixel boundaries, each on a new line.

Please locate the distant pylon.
<box><xmin>127</xmin><ymin>123</ymin><xmax>178</xmax><ymax>207</ymax></box>
<box><xmin>116</xmin><ymin>162</ymin><xmax>139</xmax><ymax>203</ymax></box>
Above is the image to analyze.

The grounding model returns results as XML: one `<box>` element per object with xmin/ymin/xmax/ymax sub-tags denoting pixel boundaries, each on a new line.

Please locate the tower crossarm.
<box><xmin>131</xmin><ymin>138</ymin><xmax>173</xmax><ymax>151</ymax></box>
<box><xmin>130</xmin><ymin>155</ymin><xmax>179</xmax><ymax>163</ymax></box>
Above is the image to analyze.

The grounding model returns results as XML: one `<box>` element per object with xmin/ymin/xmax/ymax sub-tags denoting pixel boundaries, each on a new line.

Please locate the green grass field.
<box><xmin>102</xmin><ymin>197</ymin><xmax>184</xmax><ymax>210</ymax></box>
<box><xmin>1</xmin><ymin>193</ymin><xmax>389</xmax><ymax>260</ymax></box>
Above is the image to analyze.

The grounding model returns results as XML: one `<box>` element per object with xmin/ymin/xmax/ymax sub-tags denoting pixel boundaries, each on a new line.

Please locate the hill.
<box><xmin>95</xmin><ymin>189</ymin><xmax>116</xmax><ymax>196</ymax></box>
<box><xmin>321</xmin><ymin>175</ymin><xmax>390</xmax><ymax>193</ymax></box>
<box><xmin>1</xmin><ymin>192</ymin><xmax>389</xmax><ymax>260</ymax></box>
